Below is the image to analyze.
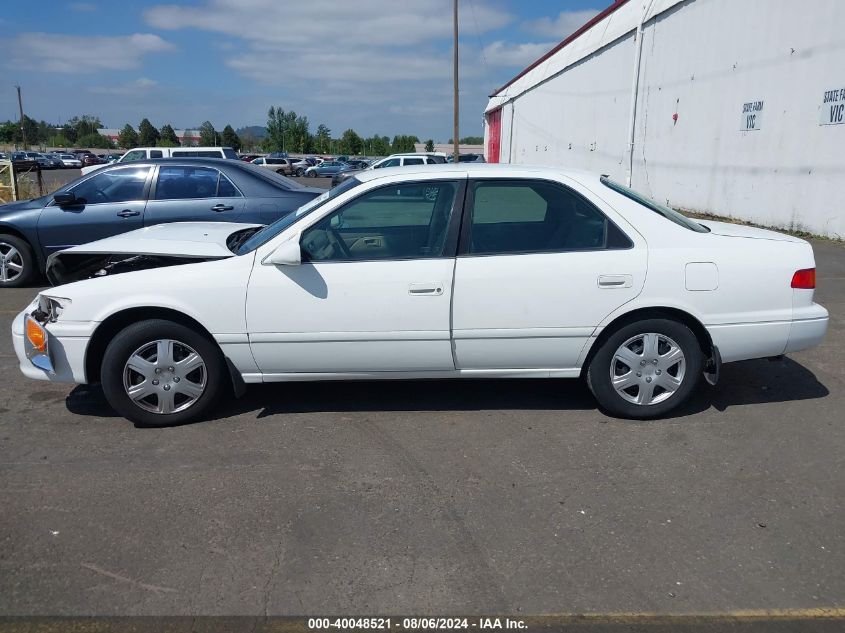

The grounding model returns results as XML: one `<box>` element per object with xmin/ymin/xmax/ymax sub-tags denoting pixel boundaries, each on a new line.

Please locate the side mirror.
<box><xmin>53</xmin><ymin>191</ymin><xmax>76</xmax><ymax>206</ymax></box>
<box><xmin>263</xmin><ymin>236</ymin><xmax>302</xmax><ymax>266</ymax></box>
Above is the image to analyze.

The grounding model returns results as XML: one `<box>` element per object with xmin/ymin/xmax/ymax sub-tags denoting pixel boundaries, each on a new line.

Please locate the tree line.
<box><xmin>261</xmin><ymin>106</ymin><xmax>420</xmax><ymax>156</ymax></box>
<box><xmin>2</xmin><ymin>107</ymin><xmax>431</xmax><ymax>157</ymax></box>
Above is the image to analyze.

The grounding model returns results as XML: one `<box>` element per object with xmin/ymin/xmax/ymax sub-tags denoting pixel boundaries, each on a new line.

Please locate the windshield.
<box><xmin>600</xmin><ymin>176</ymin><xmax>709</xmax><ymax>233</ymax></box>
<box><xmin>235</xmin><ymin>177</ymin><xmax>363</xmax><ymax>254</ymax></box>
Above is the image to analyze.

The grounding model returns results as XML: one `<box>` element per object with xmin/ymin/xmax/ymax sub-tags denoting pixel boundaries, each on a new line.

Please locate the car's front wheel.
<box><xmin>307</xmin><ymin>170</ymin><xmax>317</xmax><ymax>178</ymax></box>
<box><xmin>296</xmin><ymin>168</ymin><xmax>305</xmax><ymax>176</ymax></box>
<box><xmin>100</xmin><ymin>319</ymin><xmax>226</xmax><ymax>426</ymax></box>
<box><xmin>587</xmin><ymin>318</ymin><xmax>702</xmax><ymax>419</ymax></box>
<box><xmin>0</xmin><ymin>234</ymin><xmax>36</xmax><ymax>288</ymax></box>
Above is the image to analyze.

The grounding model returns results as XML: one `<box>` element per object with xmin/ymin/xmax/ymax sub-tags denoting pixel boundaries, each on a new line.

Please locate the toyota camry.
<box><xmin>13</xmin><ymin>164</ymin><xmax>828</xmax><ymax>425</ymax></box>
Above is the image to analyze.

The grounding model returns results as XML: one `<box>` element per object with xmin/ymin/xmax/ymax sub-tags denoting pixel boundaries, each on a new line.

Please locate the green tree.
<box><xmin>68</xmin><ymin>115</ymin><xmax>102</xmax><ymax>140</ymax></box>
<box><xmin>391</xmin><ymin>135</ymin><xmax>419</xmax><ymax>153</ymax></box>
<box><xmin>159</xmin><ymin>123</ymin><xmax>179</xmax><ymax>146</ymax></box>
<box><xmin>449</xmin><ymin>136</ymin><xmax>484</xmax><ymax>145</ymax></box>
<box><xmin>199</xmin><ymin>121</ymin><xmax>217</xmax><ymax>146</ymax></box>
<box><xmin>424</xmin><ymin>139</ymin><xmax>434</xmax><ymax>152</ymax></box>
<box><xmin>61</xmin><ymin>123</ymin><xmax>78</xmax><ymax>143</ymax></box>
<box><xmin>338</xmin><ymin>129</ymin><xmax>363</xmax><ymax>155</ymax></box>
<box><xmin>117</xmin><ymin>124</ymin><xmax>139</xmax><ymax>149</ymax></box>
<box><xmin>47</xmin><ymin>134</ymin><xmax>71</xmax><ymax>148</ymax></box>
<box><xmin>265</xmin><ymin>106</ymin><xmax>285</xmax><ymax>152</ymax></box>
<box><xmin>0</xmin><ymin>121</ymin><xmax>19</xmax><ymax>143</ymax></box>
<box><xmin>138</xmin><ymin>118</ymin><xmax>160</xmax><ymax>146</ymax></box>
<box><xmin>77</xmin><ymin>132</ymin><xmax>113</xmax><ymax>149</ymax></box>
<box><xmin>314</xmin><ymin>124</ymin><xmax>331</xmax><ymax>154</ymax></box>
<box><xmin>221</xmin><ymin>124</ymin><xmax>241</xmax><ymax>151</ymax></box>
<box><xmin>239</xmin><ymin>129</ymin><xmax>259</xmax><ymax>152</ymax></box>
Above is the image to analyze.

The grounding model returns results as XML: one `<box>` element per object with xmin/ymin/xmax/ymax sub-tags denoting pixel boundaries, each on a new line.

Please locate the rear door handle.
<box><xmin>116</xmin><ymin>209</ymin><xmax>140</xmax><ymax>218</ymax></box>
<box><xmin>211</xmin><ymin>204</ymin><xmax>234</xmax><ymax>212</ymax></box>
<box><xmin>409</xmin><ymin>282</ymin><xmax>444</xmax><ymax>296</ymax></box>
<box><xmin>598</xmin><ymin>274</ymin><xmax>633</xmax><ymax>288</ymax></box>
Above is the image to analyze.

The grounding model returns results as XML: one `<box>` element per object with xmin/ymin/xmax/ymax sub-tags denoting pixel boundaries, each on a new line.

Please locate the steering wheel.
<box><xmin>326</xmin><ymin>226</ymin><xmax>352</xmax><ymax>259</ymax></box>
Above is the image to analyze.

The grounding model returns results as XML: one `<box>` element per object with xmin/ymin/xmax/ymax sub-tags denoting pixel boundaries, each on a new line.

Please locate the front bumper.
<box><xmin>12</xmin><ymin>309</ymin><xmax>90</xmax><ymax>384</ymax></box>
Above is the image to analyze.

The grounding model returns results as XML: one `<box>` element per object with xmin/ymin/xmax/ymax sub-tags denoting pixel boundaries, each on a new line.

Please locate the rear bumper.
<box><xmin>706</xmin><ymin>303</ymin><xmax>828</xmax><ymax>363</ymax></box>
<box><xmin>784</xmin><ymin>303</ymin><xmax>829</xmax><ymax>354</ymax></box>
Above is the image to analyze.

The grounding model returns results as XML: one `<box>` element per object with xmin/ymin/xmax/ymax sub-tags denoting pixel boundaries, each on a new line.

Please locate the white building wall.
<box><xmin>487</xmin><ymin>0</ymin><xmax>845</xmax><ymax>237</ymax></box>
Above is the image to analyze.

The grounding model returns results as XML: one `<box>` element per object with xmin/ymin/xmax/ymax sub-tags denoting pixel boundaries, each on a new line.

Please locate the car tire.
<box><xmin>296</xmin><ymin>169</ymin><xmax>304</xmax><ymax>177</ymax></box>
<box><xmin>308</xmin><ymin>170</ymin><xmax>317</xmax><ymax>178</ymax></box>
<box><xmin>100</xmin><ymin>319</ymin><xmax>227</xmax><ymax>426</ymax></box>
<box><xmin>586</xmin><ymin>318</ymin><xmax>702</xmax><ymax>419</ymax></box>
<box><xmin>0</xmin><ymin>234</ymin><xmax>36</xmax><ymax>288</ymax></box>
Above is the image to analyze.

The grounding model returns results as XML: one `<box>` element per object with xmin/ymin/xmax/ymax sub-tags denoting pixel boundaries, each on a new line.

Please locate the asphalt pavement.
<box><xmin>0</xmin><ymin>229</ymin><xmax>843</xmax><ymax>621</ymax></box>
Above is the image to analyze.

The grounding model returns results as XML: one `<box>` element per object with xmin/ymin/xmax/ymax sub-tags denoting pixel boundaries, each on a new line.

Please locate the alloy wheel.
<box><xmin>0</xmin><ymin>242</ymin><xmax>24</xmax><ymax>283</ymax></box>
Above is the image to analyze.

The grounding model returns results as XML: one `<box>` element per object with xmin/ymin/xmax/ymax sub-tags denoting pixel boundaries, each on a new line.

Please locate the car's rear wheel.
<box><xmin>0</xmin><ymin>234</ymin><xmax>36</xmax><ymax>288</ymax></box>
<box><xmin>296</xmin><ymin>168</ymin><xmax>305</xmax><ymax>176</ymax></box>
<box><xmin>100</xmin><ymin>319</ymin><xmax>226</xmax><ymax>426</ymax></box>
<box><xmin>587</xmin><ymin>318</ymin><xmax>702</xmax><ymax>419</ymax></box>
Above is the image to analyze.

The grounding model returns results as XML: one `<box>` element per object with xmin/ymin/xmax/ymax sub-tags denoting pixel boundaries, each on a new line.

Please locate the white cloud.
<box><xmin>146</xmin><ymin>0</ymin><xmax>511</xmax><ymax>48</ymax></box>
<box><xmin>145</xmin><ymin>0</ymin><xmax>509</xmax><ymax>86</ymax></box>
<box><xmin>5</xmin><ymin>33</ymin><xmax>174</xmax><ymax>73</ymax></box>
<box><xmin>90</xmin><ymin>77</ymin><xmax>159</xmax><ymax>95</ymax></box>
<box><xmin>523</xmin><ymin>9</ymin><xmax>599</xmax><ymax>39</ymax></box>
<box><xmin>482</xmin><ymin>41</ymin><xmax>556</xmax><ymax>68</ymax></box>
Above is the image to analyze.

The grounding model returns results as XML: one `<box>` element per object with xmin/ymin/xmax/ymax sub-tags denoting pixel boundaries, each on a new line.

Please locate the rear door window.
<box><xmin>465</xmin><ymin>180</ymin><xmax>632</xmax><ymax>255</ymax></box>
<box><xmin>155</xmin><ymin>166</ymin><xmax>227</xmax><ymax>200</ymax></box>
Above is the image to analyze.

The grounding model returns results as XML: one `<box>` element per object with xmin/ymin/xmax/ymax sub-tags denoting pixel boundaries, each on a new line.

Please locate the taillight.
<box><xmin>791</xmin><ymin>268</ymin><xmax>816</xmax><ymax>289</ymax></box>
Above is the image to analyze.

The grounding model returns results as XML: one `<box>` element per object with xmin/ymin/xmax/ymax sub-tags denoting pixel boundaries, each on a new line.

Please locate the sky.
<box><xmin>0</xmin><ymin>0</ymin><xmax>607</xmax><ymax>142</ymax></box>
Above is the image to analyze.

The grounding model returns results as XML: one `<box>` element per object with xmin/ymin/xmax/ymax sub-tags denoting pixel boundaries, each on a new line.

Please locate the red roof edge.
<box><xmin>489</xmin><ymin>0</ymin><xmax>632</xmax><ymax>99</ymax></box>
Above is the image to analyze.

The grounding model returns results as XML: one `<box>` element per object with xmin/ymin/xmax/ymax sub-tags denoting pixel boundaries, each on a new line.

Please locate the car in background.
<box><xmin>291</xmin><ymin>158</ymin><xmax>311</xmax><ymax>176</ymax></box>
<box><xmin>371</xmin><ymin>153</ymin><xmax>445</xmax><ymax>169</ymax></box>
<box><xmin>103</xmin><ymin>153</ymin><xmax>122</xmax><ymax>164</ymax></box>
<box><xmin>240</xmin><ymin>154</ymin><xmax>262</xmax><ymax>162</ymax></box>
<box><xmin>331</xmin><ymin>161</ymin><xmax>369</xmax><ymax>187</ymax></box>
<box><xmin>81</xmin><ymin>146</ymin><xmax>240</xmax><ymax>175</ymax></box>
<box><xmin>447</xmin><ymin>153</ymin><xmax>486</xmax><ymax>163</ymax></box>
<box><xmin>82</xmin><ymin>154</ymin><xmax>103</xmax><ymax>166</ymax></box>
<box><xmin>0</xmin><ymin>152</ymin><xmax>6</xmax><ymax>160</ymax></box>
<box><xmin>22</xmin><ymin>152</ymin><xmax>55</xmax><ymax>169</ymax></box>
<box><xmin>304</xmin><ymin>160</ymin><xmax>349</xmax><ymax>178</ymax></box>
<box><xmin>11</xmin><ymin>164</ymin><xmax>829</xmax><ymax>425</ymax></box>
<box><xmin>0</xmin><ymin>158</ymin><xmax>322</xmax><ymax>287</ymax></box>
<box><xmin>251</xmin><ymin>157</ymin><xmax>296</xmax><ymax>175</ymax></box>
<box><xmin>57</xmin><ymin>154</ymin><xmax>83</xmax><ymax>168</ymax></box>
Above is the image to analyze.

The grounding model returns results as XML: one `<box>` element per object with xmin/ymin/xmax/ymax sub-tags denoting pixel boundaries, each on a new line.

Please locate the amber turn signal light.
<box><xmin>25</xmin><ymin>316</ymin><xmax>47</xmax><ymax>353</ymax></box>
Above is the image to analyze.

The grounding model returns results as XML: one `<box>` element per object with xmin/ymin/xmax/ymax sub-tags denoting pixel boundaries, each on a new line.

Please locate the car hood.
<box><xmin>0</xmin><ymin>196</ymin><xmax>50</xmax><ymax>214</ymax></box>
<box><xmin>45</xmin><ymin>221</ymin><xmax>262</xmax><ymax>286</ymax></box>
<box><xmin>58</xmin><ymin>221</ymin><xmax>262</xmax><ymax>257</ymax></box>
<box><xmin>697</xmin><ymin>219</ymin><xmax>804</xmax><ymax>243</ymax></box>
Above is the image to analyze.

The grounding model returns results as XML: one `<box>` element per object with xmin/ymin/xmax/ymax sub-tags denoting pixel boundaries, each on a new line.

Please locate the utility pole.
<box><xmin>452</xmin><ymin>0</ymin><xmax>459</xmax><ymax>164</ymax></box>
<box><xmin>15</xmin><ymin>85</ymin><xmax>27</xmax><ymax>149</ymax></box>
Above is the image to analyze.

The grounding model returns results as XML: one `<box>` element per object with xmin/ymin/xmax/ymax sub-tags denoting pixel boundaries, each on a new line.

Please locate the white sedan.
<box><xmin>13</xmin><ymin>165</ymin><xmax>828</xmax><ymax>425</ymax></box>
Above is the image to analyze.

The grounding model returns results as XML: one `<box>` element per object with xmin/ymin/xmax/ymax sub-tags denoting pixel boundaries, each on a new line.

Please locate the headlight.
<box><xmin>34</xmin><ymin>295</ymin><xmax>70</xmax><ymax>323</ymax></box>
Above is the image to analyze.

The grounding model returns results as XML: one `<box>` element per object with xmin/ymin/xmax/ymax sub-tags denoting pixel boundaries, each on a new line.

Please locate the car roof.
<box><xmin>354</xmin><ymin>163</ymin><xmax>600</xmax><ymax>183</ymax></box>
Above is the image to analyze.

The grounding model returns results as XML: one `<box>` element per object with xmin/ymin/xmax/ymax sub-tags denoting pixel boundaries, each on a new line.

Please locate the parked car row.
<box><xmin>0</xmin><ymin>158</ymin><xmax>321</xmax><ymax>287</ymax></box>
<box><xmin>9</xmin><ymin>163</ymin><xmax>829</xmax><ymax>427</ymax></box>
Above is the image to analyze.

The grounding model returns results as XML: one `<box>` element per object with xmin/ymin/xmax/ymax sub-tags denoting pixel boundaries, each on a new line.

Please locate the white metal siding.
<box><xmin>487</xmin><ymin>0</ymin><xmax>845</xmax><ymax>237</ymax></box>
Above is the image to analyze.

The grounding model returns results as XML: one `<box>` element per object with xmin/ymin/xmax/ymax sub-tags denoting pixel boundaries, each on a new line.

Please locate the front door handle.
<box><xmin>116</xmin><ymin>209</ymin><xmax>140</xmax><ymax>218</ymax></box>
<box><xmin>409</xmin><ymin>282</ymin><xmax>444</xmax><ymax>296</ymax></box>
<box><xmin>598</xmin><ymin>274</ymin><xmax>633</xmax><ymax>288</ymax></box>
<box><xmin>211</xmin><ymin>204</ymin><xmax>234</xmax><ymax>212</ymax></box>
